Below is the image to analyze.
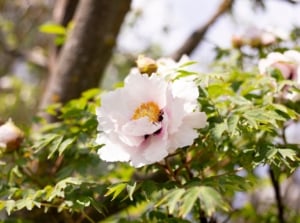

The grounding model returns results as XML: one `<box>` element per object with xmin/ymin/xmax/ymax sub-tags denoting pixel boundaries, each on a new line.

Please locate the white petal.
<box><xmin>165</xmin><ymin>97</ymin><xmax>185</xmax><ymax>134</ymax></box>
<box><xmin>118</xmin><ymin>133</ymin><xmax>144</xmax><ymax>147</ymax></box>
<box><xmin>169</xmin><ymin>125</ymin><xmax>198</xmax><ymax>152</ymax></box>
<box><xmin>142</xmin><ymin>133</ymin><xmax>168</xmax><ymax>163</ymax></box>
<box><xmin>184</xmin><ymin>112</ymin><xmax>207</xmax><ymax>129</ymax></box>
<box><xmin>285</xmin><ymin>50</ymin><xmax>300</xmax><ymax>63</ymax></box>
<box><xmin>97</xmin><ymin>135</ymin><xmax>130</xmax><ymax>162</ymax></box>
<box><xmin>125</xmin><ymin>73</ymin><xmax>168</xmax><ymax>108</ymax></box>
<box><xmin>172</xmin><ymin>79</ymin><xmax>199</xmax><ymax>102</ymax></box>
<box><xmin>122</xmin><ymin>117</ymin><xmax>161</xmax><ymax>136</ymax></box>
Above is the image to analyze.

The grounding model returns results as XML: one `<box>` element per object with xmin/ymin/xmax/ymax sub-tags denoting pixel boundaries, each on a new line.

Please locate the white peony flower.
<box><xmin>95</xmin><ymin>72</ymin><xmax>207</xmax><ymax>167</ymax></box>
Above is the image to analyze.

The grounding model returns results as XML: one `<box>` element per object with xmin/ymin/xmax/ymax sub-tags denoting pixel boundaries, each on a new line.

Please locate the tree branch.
<box><xmin>269</xmin><ymin>167</ymin><xmax>285</xmax><ymax>223</ymax></box>
<box><xmin>39</xmin><ymin>0</ymin><xmax>131</xmax><ymax>122</ymax></box>
<box><xmin>171</xmin><ymin>0</ymin><xmax>233</xmax><ymax>61</ymax></box>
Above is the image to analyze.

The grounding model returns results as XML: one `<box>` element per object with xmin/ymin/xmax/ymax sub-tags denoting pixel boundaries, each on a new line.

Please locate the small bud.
<box><xmin>0</xmin><ymin>119</ymin><xmax>24</xmax><ymax>152</ymax></box>
<box><xmin>231</xmin><ymin>35</ymin><xmax>244</xmax><ymax>48</ymax></box>
<box><xmin>248</xmin><ymin>37</ymin><xmax>262</xmax><ymax>48</ymax></box>
<box><xmin>136</xmin><ymin>55</ymin><xmax>157</xmax><ymax>75</ymax></box>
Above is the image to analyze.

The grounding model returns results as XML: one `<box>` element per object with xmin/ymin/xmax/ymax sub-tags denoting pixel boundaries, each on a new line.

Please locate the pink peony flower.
<box><xmin>95</xmin><ymin>72</ymin><xmax>207</xmax><ymax>167</ymax></box>
<box><xmin>259</xmin><ymin>50</ymin><xmax>300</xmax><ymax>101</ymax></box>
<box><xmin>259</xmin><ymin>50</ymin><xmax>300</xmax><ymax>82</ymax></box>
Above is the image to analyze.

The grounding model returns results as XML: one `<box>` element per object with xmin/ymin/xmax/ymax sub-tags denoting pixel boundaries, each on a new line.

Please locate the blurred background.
<box><xmin>1</xmin><ymin>0</ymin><xmax>300</xmax><ymax>127</ymax></box>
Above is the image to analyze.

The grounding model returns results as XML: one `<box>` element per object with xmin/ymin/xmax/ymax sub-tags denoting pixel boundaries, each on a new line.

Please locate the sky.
<box><xmin>118</xmin><ymin>0</ymin><xmax>300</xmax><ymax>66</ymax></box>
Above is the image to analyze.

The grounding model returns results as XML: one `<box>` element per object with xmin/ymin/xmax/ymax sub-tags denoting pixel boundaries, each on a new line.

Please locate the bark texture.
<box><xmin>40</xmin><ymin>0</ymin><xmax>131</xmax><ymax>120</ymax></box>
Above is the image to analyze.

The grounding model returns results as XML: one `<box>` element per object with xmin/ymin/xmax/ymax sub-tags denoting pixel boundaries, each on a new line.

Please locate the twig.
<box><xmin>269</xmin><ymin>167</ymin><xmax>285</xmax><ymax>223</ymax></box>
<box><xmin>171</xmin><ymin>0</ymin><xmax>233</xmax><ymax>61</ymax></box>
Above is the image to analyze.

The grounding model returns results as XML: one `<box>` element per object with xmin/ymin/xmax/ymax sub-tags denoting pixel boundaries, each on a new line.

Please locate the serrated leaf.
<box><xmin>212</xmin><ymin>122</ymin><xmax>227</xmax><ymax>139</ymax></box>
<box><xmin>156</xmin><ymin>188</ymin><xmax>185</xmax><ymax>214</ymax></box>
<box><xmin>198</xmin><ymin>186</ymin><xmax>229</xmax><ymax>216</ymax></box>
<box><xmin>33</xmin><ymin>134</ymin><xmax>61</xmax><ymax>154</ymax></box>
<box><xmin>277</xmin><ymin>148</ymin><xmax>297</xmax><ymax>161</ymax></box>
<box><xmin>208</xmin><ymin>83</ymin><xmax>233</xmax><ymax>98</ymax></box>
<box><xmin>179</xmin><ymin>187</ymin><xmax>201</xmax><ymax>217</ymax></box>
<box><xmin>126</xmin><ymin>182</ymin><xmax>137</xmax><ymax>201</ymax></box>
<box><xmin>227</xmin><ymin>114</ymin><xmax>240</xmax><ymax>136</ymax></box>
<box><xmin>266</xmin><ymin>147</ymin><xmax>277</xmax><ymax>160</ymax></box>
<box><xmin>5</xmin><ymin>200</ymin><xmax>15</xmax><ymax>215</ymax></box>
<box><xmin>271</xmin><ymin>103</ymin><xmax>297</xmax><ymax>119</ymax></box>
<box><xmin>105</xmin><ymin>183</ymin><xmax>127</xmax><ymax>201</ymax></box>
<box><xmin>47</xmin><ymin>135</ymin><xmax>64</xmax><ymax>159</ymax></box>
<box><xmin>58</xmin><ymin>138</ymin><xmax>75</xmax><ymax>156</ymax></box>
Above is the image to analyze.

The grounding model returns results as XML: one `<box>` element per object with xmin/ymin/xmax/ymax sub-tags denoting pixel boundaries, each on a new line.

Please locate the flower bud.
<box><xmin>0</xmin><ymin>119</ymin><xmax>24</xmax><ymax>152</ymax></box>
<box><xmin>231</xmin><ymin>35</ymin><xmax>244</xmax><ymax>48</ymax></box>
<box><xmin>136</xmin><ymin>55</ymin><xmax>157</xmax><ymax>75</ymax></box>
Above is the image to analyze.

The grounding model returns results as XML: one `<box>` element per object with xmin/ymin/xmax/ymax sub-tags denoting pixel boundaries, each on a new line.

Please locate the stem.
<box><xmin>81</xmin><ymin>210</ymin><xmax>95</xmax><ymax>223</ymax></box>
<box><xmin>269</xmin><ymin>167</ymin><xmax>285</xmax><ymax>223</ymax></box>
<box><xmin>163</xmin><ymin>158</ymin><xmax>181</xmax><ymax>184</ymax></box>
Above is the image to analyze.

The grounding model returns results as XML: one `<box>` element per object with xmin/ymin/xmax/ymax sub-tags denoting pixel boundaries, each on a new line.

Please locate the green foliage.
<box><xmin>0</xmin><ymin>49</ymin><xmax>300</xmax><ymax>223</ymax></box>
<box><xmin>39</xmin><ymin>22</ymin><xmax>72</xmax><ymax>46</ymax></box>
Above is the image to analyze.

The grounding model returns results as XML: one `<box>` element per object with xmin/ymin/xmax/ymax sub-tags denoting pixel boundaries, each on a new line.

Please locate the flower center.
<box><xmin>132</xmin><ymin>101</ymin><xmax>161</xmax><ymax>122</ymax></box>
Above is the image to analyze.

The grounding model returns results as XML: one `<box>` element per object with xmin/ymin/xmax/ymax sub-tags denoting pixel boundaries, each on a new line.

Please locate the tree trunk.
<box><xmin>39</xmin><ymin>0</ymin><xmax>131</xmax><ymax>121</ymax></box>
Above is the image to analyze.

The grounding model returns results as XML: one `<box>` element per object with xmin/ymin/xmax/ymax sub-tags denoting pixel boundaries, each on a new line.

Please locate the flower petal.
<box><xmin>122</xmin><ymin>117</ymin><xmax>162</xmax><ymax>136</ymax></box>
<box><xmin>97</xmin><ymin>135</ymin><xmax>131</xmax><ymax>162</ymax></box>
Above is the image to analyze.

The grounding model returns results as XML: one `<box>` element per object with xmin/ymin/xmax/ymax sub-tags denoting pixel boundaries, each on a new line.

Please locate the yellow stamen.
<box><xmin>132</xmin><ymin>101</ymin><xmax>160</xmax><ymax>122</ymax></box>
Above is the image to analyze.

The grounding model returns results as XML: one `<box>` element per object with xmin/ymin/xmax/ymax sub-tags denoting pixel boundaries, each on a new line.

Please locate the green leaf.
<box><xmin>179</xmin><ymin>187</ymin><xmax>201</xmax><ymax>217</ymax></box>
<box><xmin>39</xmin><ymin>23</ymin><xmax>66</xmax><ymax>35</ymax></box>
<box><xmin>227</xmin><ymin>114</ymin><xmax>240</xmax><ymax>136</ymax></box>
<box><xmin>58</xmin><ymin>138</ymin><xmax>76</xmax><ymax>156</ymax></box>
<box><xmin>208</xmin><ymin>83</ymin><xmax>233</xmax><ymax>98</ymax></box>
<box><xmin>0</xmin><ymin>200</ymin><xmax>5</xmax><ymax>211</ymax></box>
<box><xmin>156</xmin><ymin>188</ymin><xmax>185</xmax><ymax>214</ymax></box>
<box><xmin>270</xmin><ymin>103</ymin><xmax>297</xmax><ymax>119</ymax></box>
<box><xmin>277</xmin><ymin>148</ymin><xmax>297</xmax><ymax>161</ymax></box>
<box><xmin>212</xmin><ymin>122</ymin><xmax>227</xmax><ymax>140</ymax></box>
<box><xmin>5</xmin><ymin>200</ymin><xmax>15</xmax><ymax>215</ymax></box>
<box><xmin>47</xmin><ymin>135</ymin><xmax>64</xmax><ymax>159</ymax></box>
<box><xmin>126</xmin><ymin>182</ymin><xmax>137</xmax><ymax>201</ymax></box>
<box><xmin>47</xmin><ymin>177</ymin><xmax>82</xmax><ymax>201</ymax></box>
<box><xmin>33</xmin><ymin>134</ymin><xmax>61</xmax><ymax>154</ymax></box>
<box><xmin>178</xmin><ymin>60</ymin><xmax>197</xmax><ymax>68</ymax></box>
<box><xmin>105</xmin><ymin>183</ymin><xmax>127</xmax><ymax>201</ymax></box>
<box><xmin>198</xmin><ymin>186</ymin><xmax>229</xmax><ymax>216</ymax></box>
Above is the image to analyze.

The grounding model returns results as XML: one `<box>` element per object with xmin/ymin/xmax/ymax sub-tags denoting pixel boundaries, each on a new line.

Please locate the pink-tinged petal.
<box><xmin>184</xmin><ymin>112</ymin><xmax>207</xmax><ymax>129</ymax></box>
<box><xmin>122</xmin><ymin>117</ymin><xmax>161</xmax><ymax>136</ymax></box>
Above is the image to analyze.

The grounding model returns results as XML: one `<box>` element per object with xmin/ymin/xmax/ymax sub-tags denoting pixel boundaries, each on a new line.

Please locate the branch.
<box><xmin>171</xmin><ymin>0</ymin><xmax>233</xmax><ymax>61</ymax></box>
<box><xmin>269</xmin><ymin>167</ymin><xmax>285</xmax><ymax>223</ymax></box>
